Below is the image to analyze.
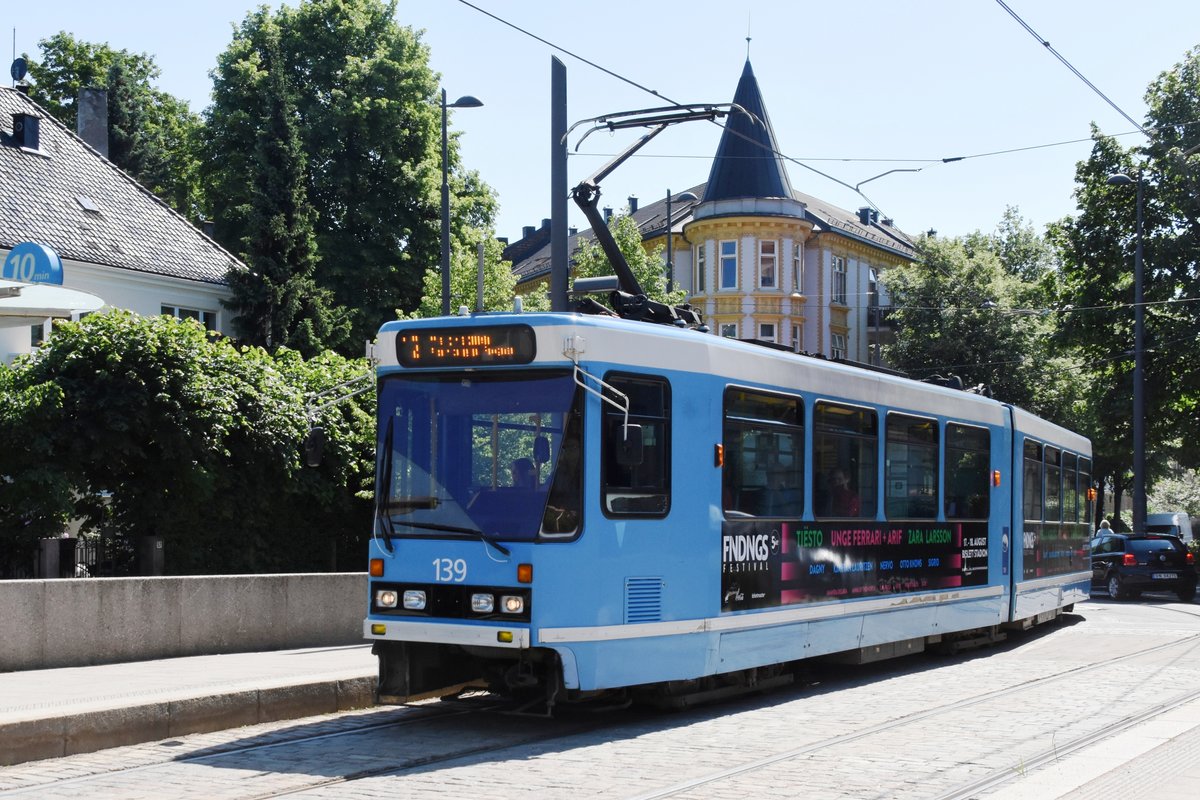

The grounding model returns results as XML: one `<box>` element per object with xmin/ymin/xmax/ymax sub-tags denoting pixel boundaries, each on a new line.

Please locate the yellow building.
<box><xmin>509</xmin><ymin>60</ymin><xmax>915</xmax><ymax>366</ymax></box>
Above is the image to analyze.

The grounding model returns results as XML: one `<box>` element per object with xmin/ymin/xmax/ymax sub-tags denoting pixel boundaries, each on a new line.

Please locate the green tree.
<box><xmin>221</xmin><ymin>20</ymin><xmax>349</xmax><ymax>356</ymax></box>
<box><xmin>0</xmin><ymin>312</ymin><xmax>374</xmax><ymax>575</ymax></box>
<box><xmin>571</xmin><ymin>213</ymin><xmax>686</xmax><ymax>305</ymax></box>
<box><xmin>1148</xmin><ymin>463</ymin><xmax>1200</xmax><ymax>519</ymax></box>
<box><xmin>204</xmin><ymin>0</ymin><xmax>497</xmax><ymax>348</ymax></box>
<box><xmin>25</xmin><ymin>32</ymin><xmax>155</xmax><ymax>125</ymax></box>
<box><xmin>1049</xmin><ymin>42</ymin><xmax>1200</xmax><ymax>520</ymax></box>
<box><xmin>882</xmin><ymin>234</ymin><xmax>1082</xmax><ymax>423</ymax></box>
<box><xmin>25</xmin><ymin>32</ymin><xmax>203</xmax><ymax>220</ymax></box>
<box><xmin>403</xmin><ymin>230</ymin><xmax>522</xmax><ymax>318</ymax></box>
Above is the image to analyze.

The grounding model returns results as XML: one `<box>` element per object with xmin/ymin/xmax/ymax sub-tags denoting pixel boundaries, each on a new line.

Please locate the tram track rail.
<box><xmin>4</xmin><ymin>607</ymin><xmax>1199</xmax><ymax>799</ymax></box>
<box><xmin>933</xmin><ymin>682</ymin><xmax>1200</xmax><ymax>800</ymax></box>
<box><xmin>0</xmin><ymin>692</ymin><xmax>608</xmax><ymax>799</ymax></box>
<box><xmin>628</xmin><ymin>626</ymin><xmax>1200</xmax><ymax>800</ymax></box>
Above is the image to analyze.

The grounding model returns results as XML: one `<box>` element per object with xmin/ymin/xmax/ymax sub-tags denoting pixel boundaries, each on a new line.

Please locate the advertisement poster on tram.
<box><xmin>720</xmin><ymin>520</ymin><xmax>990</xmax><ymax>612</ymax></box>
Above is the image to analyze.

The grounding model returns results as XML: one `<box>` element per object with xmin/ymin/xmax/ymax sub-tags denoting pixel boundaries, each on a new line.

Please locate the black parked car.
<box><xmin>1090</xmin><ymin>533</ymin><xmax>1197</xmax><ymax>602</ymax></box>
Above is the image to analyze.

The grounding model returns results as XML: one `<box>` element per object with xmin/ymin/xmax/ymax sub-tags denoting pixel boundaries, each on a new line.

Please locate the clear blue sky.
<box><xmin>10</xmin><ymin>1</ymin><xmax>1200</xmax><ymax>243</ymax></box>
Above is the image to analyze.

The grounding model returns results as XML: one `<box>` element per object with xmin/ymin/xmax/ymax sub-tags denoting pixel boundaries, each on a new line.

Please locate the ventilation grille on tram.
<box><xmin>624</xmin><ymin>577</ymin><xmax>664</xmax><ymax>624</ymax></box>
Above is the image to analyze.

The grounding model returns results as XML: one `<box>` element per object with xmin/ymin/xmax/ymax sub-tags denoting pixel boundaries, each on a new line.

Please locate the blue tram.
<box><xmin>362</xmin><ymin>310</ymin><xmax>1092</xmax><ymax>707</ymax></box>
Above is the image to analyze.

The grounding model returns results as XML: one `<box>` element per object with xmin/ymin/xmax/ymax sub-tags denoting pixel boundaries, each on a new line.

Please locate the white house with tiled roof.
<box><xmin>0</xmin><ymin>87</ymin><xmax>243</xmax><ymax>363</ymax></box>
<box><xmin>508</xmin><ymin>60</ymin><xmax>915</xmax><ymax>367</ymax></box>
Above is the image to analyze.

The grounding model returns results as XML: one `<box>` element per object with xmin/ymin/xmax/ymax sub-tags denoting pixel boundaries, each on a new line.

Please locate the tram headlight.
<box><xmin>402</xmin><ymin>590</ymin><xmax>427</xmax><ymax>610</ymax></box>
<box><xmin>500</xmin><ymin>595</ymin><xmax>525</xmax><ymax>615</ymax></box>
<box><xmin>471</xmin><ymin>593</ymin><xmax>495</xmax><ymax>613</ymax></box>
<box><xmin>375</xmin><ymin>589</ymin><xmax>399</xmax><ymax>608</ymax></box>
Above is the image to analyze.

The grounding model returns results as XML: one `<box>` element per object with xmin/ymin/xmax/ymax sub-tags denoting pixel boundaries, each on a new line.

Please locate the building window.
<box><xmin>720</xmin><ymin>322</ymin><xmax>738</xmax><ymax>339</ymax></box>
<box><xmin>791</xmin><ymin>324</ymin><xmax>801</xmax><ymax>352</ymax></box>
<box><xmin>162</xmin><ymin>305</ymin><xmax>217</xmax><ymax>331</ymax></box>
<box><xmin>758</xmin><ymin>241</ymin><xmax>777</xmax><ymax>289</ymax></box>
<box><xmin>831</xmin><ymin>332</ymin><xmax>847</xmax><ymax>360</ymax></box>
<box><xmin>719</xmin><ymin>240</ymin><xmax>738</xmax><ymax>290</ymax></box>
<box><xmin>758</xmin><ymin>323</ymin><xmax>775</xmax><ymax>342</ymax></box>
<box><xmin>831</xmin><ymin>255</ymin><xmax>847</xmax><ymax>305</ymax></box>
<box><xmin>792</xmin><ymin>243</ymin><xmax>803</xmax><ymax>293</ymax></box>
<box><xmin>694</xmin><ymin>243</ymin><xmax>706</xmax><ymax>293</ymax></box>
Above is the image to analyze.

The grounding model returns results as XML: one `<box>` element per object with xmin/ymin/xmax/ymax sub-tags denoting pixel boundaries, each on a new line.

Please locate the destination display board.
<box><xmin>396</xmin><ymin>325</ymin><xmax>536</xmax><ymax>368</ymax></box>
<box><xmin>720</xmin><ymin>520</ymin><xmax>991</xmax><ymax>612</ymax></box>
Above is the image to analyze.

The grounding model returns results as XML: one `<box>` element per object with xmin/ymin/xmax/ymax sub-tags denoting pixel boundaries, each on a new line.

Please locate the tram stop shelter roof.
<box><xmin>0</xmin><ymin>277</ymin><xmax>105</xmax><ymax>328</ymax></box>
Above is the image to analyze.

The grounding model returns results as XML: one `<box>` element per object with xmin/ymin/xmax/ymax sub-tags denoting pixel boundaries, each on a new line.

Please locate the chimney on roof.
<box><xmin>568</xmin><ymin>226</ymin><xmax>577</xmax><ymax>236</ymax></box>
<box><xmin>603</xmin><ymin>207</ymin><xmax>613</xmax><ymax>223</ymax></box>
<box><xmin>541</xmin><ymin>218</ymin><xmax>550</xmax><ymax>229</ymax></box>
<box><xmin>628</xmin><ymin>196</ymin><xmax>638</xmax><ymax>213</ymax></box>
<box><xmin>522</xmin><ymin>225</ymin><xmax>535</xmax><ymax>238</ymax></box>
<box><xmin>496</xmin><ymin>237</ymin><xmax>508</xmax><ymax>246</ymax></box>
<box><xmin>15</xmin><ymin>83</ymin><xmax>30</xmax><ymax>96</ymax></box>
<box><xmin>11</xmin><ymin>113</ymin><xmax>40</xmax><ymax>149</ymax></box>
<box><xmin>77</xmin><ymin>87</ymin><xmax>109</xmax><ymax>158</ymax></box>
<box><xmin>857</xmin><ymin>207</ymin><xmax>880</xmax><ymax>226</ymax></box>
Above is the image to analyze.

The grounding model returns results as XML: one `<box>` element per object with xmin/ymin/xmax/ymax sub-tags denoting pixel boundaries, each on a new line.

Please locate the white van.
<box><xmin>1144</xmin><ymin>512</ymin><xmax>1194</xmax><ymax>544</ymax></box>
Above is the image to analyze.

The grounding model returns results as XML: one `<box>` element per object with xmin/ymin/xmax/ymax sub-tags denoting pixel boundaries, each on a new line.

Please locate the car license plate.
<box><xmin>1151</xmin><ymin>572</ymin><xmax>1178</xmax><ymax>580</ymax></box>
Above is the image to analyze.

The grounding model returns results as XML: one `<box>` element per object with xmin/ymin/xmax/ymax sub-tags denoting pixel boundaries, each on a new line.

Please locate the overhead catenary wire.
<box><xmin>451</xmin><ymin>0</ymin><xmax>1200</xmax><ymax>247</ymax></box>
<box><xmin>993</xmin><ymin>0</ymin><xmax>1153</xmax><ymax>138</ymax></box>
<box><xmin>454</xmin><ymin>0</ymin><xmax>1200</xmax><ymax>343</ymax></box>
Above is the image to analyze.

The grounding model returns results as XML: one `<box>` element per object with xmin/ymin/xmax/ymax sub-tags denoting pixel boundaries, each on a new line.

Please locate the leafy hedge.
<box><xmin>0</xmin><ymin>311</ymin><xmax>374</xmax><ymax>575</ymax></box>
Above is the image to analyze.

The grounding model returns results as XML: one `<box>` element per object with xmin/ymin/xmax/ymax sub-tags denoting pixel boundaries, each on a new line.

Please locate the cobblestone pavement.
<box><xmin>2</xmin><ymin>597</ymin><xmax>1198</xmax><ymax>799</ymax></box>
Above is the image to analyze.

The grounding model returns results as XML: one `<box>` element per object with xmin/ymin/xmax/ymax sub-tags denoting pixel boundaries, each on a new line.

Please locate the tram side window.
<box><xmin>602</xmin><ymin>374</ymin><xmax>670</xmax><ymax>516</ymax></box>
<box><xmin>814</xmin><ymin>402</ymin><xmax>877</xmax><ymax>519</ymax></box>
<box><xmin>1079</xmin><ymin>458</ymin><xmax>1093</xmax><ymax>525</ymax></box>
<box><xmin>1044</xmin><ymin>447</ymin><xmax>1062</xmax><ymax>522</ymax></box>
<box><xmin>1023</xmin><ymin>440</ymin><xmax>1044</xmax><ymax>522</ymax></box>
<box><xmin>945</xmin><ymin>424</ymin><xmax>990</xmax><ymax>520</ymax></box>
<box><xmin>885</xmin><ymin>413</ymin><xmax>938</xmax><ymax>519</ymax></box>
<box><xmin>1063</xmin><ymin>452</ymin><xmax>1078</xmax><ymax>523</ymax></box>
<box><xmin>722</xmin><ymin>389</ymin><xmax>804</xmax><ymax>517</ymax></box>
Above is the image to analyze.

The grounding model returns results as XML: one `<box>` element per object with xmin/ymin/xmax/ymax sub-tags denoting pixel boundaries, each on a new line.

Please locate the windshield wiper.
<box><xmin>375</xmin><ymin>416</ymin><xmax>396</xmax><ymax>553</ymax></box>
<box><xmin>391</xmin><ymin>519</ymin><xmax>511</xmax><ymax>557</ymax></box>
<box><xmin>384</xmin><ymin>496</ymin><xmax>440</xmax><ymax>513</ymax></box>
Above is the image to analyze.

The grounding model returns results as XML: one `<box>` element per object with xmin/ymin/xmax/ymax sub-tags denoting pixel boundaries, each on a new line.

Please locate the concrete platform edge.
<box><xmin>0</xmin><ymin>675</ymin><xmax>377</xmax><ymax>767</ymax></box>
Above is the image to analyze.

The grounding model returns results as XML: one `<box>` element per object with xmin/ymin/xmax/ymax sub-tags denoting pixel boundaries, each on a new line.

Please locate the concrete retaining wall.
<box><xmin>0</xmin><ymin>573</ymin><xmax>367</xmax><ymax>671</ymax></box>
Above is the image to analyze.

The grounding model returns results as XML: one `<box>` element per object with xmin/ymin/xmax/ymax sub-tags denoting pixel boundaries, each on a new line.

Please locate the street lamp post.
<box><xmin>664</xmin><ymin>190</ymin><xmax>698</xmax><ymax>293</ymax></box>
<box><xmin>1107</xmin><ymin>172</ymin><xmax>1145</xmax><ymax>532</ymax></box>
<box><xmin>441</xmin><ymin>90</ymin><xmax>483</xmax><ymax>316</ymax></box>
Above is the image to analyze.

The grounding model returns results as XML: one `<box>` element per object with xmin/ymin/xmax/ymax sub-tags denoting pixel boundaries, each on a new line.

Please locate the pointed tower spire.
<box><xmin>702</xmin><ymin>60</ymin><xmax>793</xmax><ymax>203</ymax></box>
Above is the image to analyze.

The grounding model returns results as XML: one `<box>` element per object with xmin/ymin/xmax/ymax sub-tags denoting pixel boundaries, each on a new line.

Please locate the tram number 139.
<box><xmin>433</xmin><ymin>558</ymin><xmax>467</xmax><ymax>583</ymax></box>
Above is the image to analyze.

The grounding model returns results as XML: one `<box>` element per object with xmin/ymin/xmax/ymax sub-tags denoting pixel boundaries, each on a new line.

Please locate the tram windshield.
<box><xmin>377</xmin><ymin>370</ymin><xmax>583</xmax><ymax>543</ymax></box>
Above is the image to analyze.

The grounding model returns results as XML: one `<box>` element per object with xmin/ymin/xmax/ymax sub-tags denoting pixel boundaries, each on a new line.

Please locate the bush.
<box><xmin>0</xmin><ymin>312</ymin><xmax>374</xmax><ymax>574</ymax></box>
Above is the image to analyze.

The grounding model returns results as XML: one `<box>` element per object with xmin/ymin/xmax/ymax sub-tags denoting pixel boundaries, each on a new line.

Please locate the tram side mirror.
<box><xmin>534</xmin><ymin>435</ymin><xmax>551</xmax><ymax>465</ymax></box>
<box><xmin>303</xmin><ymin>426</ymin><xmax>327</xmax><ymax>468</ymax></box>
<box><xmin>615</xmin><ymin>424</ymin><xmax>644</xmax><ymax>466</ymax></box>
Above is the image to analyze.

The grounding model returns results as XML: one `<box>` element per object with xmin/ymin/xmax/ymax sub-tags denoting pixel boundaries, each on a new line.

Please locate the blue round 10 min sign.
<box><xmin>3</xmin><ymin>242</ymin><xmax>64</xmax><ymax>285</ymax></box>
